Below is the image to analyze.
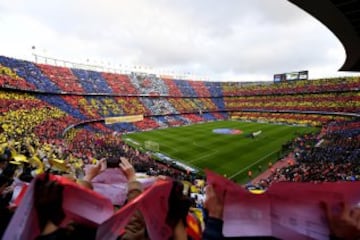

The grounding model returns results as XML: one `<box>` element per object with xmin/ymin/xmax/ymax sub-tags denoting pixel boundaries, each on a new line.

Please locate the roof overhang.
<box><xmin>289</xmin><ymin>0</ymin><xmax>360</xmax><ymax>71</ymax></box>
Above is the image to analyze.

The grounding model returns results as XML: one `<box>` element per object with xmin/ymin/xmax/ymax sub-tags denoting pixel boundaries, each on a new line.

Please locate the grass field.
<box><xmin>123</xmin><ymin>121</ymin><xmax>318</xmax><ymax>183</ymax></box>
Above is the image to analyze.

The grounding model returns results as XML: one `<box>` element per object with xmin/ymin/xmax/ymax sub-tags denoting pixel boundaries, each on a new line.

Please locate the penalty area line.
<box><xmin>187</xmin><ymin>141</ymin><xmax>218</xmax><ymax>164</ymax></box>
<box><xmin>228</xmin><ymin>150</ymin><xmax>278</xmax><ymax>180</ymax></box>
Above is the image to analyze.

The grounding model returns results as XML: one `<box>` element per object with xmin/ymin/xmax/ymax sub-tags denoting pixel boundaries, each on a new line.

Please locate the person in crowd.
<box><xmin>33</xmin><ymin>172</ymin><xmax>99</xmax><ymax>240</ymax></box>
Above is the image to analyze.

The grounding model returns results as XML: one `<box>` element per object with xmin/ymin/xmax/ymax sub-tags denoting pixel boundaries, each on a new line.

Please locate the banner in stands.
<box><xmin>205</xmin><ymin>170</ymin><xmax>360</xmax><ymax>239</ymax></box>
<box><xmin>90</xmin><ymin>167</ymin><xmax>157</xmax><ymax>205</ymax></box>
<box><xmin>96</xmin><ymin>180</ymin><xmax>173</xmax><ymax>240</ymax></box>
<box><xmin>105</xmin><ymin>115</ymin><xmax>143</xmax><ymax>125</ymax></box>
<box><xmin>4</xmin><ymin>174</ymin><xmax>114</xmax><ymax>240</ymax></box>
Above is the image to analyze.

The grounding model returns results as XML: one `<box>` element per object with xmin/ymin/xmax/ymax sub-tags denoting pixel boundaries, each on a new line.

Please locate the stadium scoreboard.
<box><xmin>273</xmin><ymin>70</ymin><xmax>308</xmax><ymax>83</ymax></box>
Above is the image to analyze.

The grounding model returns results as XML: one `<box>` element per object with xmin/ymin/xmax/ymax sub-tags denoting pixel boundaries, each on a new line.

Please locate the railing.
<box><xmin>32</xmin><ymin>53</ymin><xmax>211</xmax><ymax>81</ymax></box>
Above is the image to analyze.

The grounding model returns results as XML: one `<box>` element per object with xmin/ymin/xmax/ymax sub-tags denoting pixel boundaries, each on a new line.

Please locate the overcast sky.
<box><xmin>0</xmin><ymin>0</ymin><xmax>359</xmax><ymax>81</ymax></box>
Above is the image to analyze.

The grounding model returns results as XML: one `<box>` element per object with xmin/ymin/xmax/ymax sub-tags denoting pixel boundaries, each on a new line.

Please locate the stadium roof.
<box><xmin>289</xmin><ymin>0</ymin><xmax>360</xmax><ymax>72</ymax></box>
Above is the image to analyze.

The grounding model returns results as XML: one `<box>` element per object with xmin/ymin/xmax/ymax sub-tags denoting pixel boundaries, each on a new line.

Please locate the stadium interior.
<box><xmin>1</xmin><ymin>0</ymin><xmax>360</xmax><ymax>239</ymax></box>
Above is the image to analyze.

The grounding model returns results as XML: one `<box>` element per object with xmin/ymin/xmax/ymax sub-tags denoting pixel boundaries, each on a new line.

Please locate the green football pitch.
<box><xmin>123</xmin><ymin>121</ymin><xmax>318</xmax><ymax>183</ymax></box>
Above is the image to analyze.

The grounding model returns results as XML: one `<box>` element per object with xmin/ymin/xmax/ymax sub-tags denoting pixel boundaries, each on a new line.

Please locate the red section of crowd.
<box><xmin>101</xmin><ymin>73</ymin><xmax>138</xmax><ymax>95</ymax></box>
<box><xmin>36</xmin><ymin>64</ymin><xmax>84</xmax><ymax>93</ymax></box>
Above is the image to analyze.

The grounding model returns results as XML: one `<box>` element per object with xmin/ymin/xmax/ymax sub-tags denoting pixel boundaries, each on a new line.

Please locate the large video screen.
<box><xmin>298</xmin><ymin>71</ymin><xmax>309</xmax><ymax>80</ymax></box>
<box><xmin>273</xmin><ymin>70</ymin><xmax>308</xmax><ymax>83</ymax></box>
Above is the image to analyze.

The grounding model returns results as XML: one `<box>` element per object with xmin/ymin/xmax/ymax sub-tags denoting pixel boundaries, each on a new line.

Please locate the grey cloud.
<box><xmin>0</xmin><ymin>0</ymin><xmax>355</xmax><ymax>81</ymax></box>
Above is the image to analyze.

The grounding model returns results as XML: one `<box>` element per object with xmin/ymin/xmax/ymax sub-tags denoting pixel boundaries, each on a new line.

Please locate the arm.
<box><xmin>322</xmin><ymin>202</ymin><xmax>360</xmax><ymax>240</ymax></box>
<box><xmin>80</xmin><ymin>158</ymin><xmax>106</xmax><ymax>189</ymax></box>
<box><xmin>120</xmin><ymin>157</ymin><xmax>142</xmax><ymax>201</ymax></box>
<box><xmin>119</xmin><ymin>157</ymin><xmax>147</xmax><ymax>240</ymax></box>
<box><xmin>202</xmin><ymin>185</ymin><xmax>225</xmax><ymax>240</ymax></box>
<box><xmin>203</xmin><ymin>217</ymin><xmax>224</xmax><ymax>240</ymax></box>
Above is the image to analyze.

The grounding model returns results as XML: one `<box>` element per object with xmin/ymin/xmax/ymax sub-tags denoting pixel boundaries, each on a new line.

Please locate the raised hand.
<box><xmin>83</xmin><ymin>158</ymin><xmax>106</xmax><ymax>182</ymax></box>
<box><xmin>119</xmin><ymin>157</ymin><xmax>136</xmax><ymax>182</ymax></box>
<box><xmin>204</xmin><ymin>184</ymin><xmax>226</xmax><ymax>220</ymax></box>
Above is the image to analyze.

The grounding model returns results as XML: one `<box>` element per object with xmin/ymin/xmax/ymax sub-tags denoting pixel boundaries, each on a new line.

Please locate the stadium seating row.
<box><xmin>224</xmin><ymin>92</ymin><xmax>360</xmax><ymax>113</ymax></box>
<box><xmin>231</xmin><ymin>111</ymin><xmax>349</xmax><ymax>126</ymax></box>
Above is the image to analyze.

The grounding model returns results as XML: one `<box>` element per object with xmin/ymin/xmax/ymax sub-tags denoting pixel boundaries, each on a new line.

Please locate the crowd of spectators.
<box><xmin>0</xmin><ymin>91</ymin><xmax>80</xmax><ymax>142</ymax></box>
<box><xmin>129</xmin><ymin>72</ymin><xmax>169</xmax><ymax>96</ymax></box>
<box><xmin>224</xmin><ymin>92</ymin><xmax>360</xmax><ymax>113</ymax></box>
<box><xmin>161</xmin><ymin>78</ymin><xmax>184</xmax><ymax>96</ymax></box>
<box><xmin>15</xmin><ymin>92</ymin><xmax>226</xmax><ymax>131</ymax></box>
<box><xmin>101</xmin><ymin>72</ymin><xmax>138</xmax><ymax>95</ymax></box>
<box><xmin>256</xmin><ymin>119</ymin><xmax>360</xmax><ymax>189</ymax></box>
<box><xmin>0</xmin><ymin>65</ymin><xmax>36</xmax><ymax>90</ymax></box>
<box><xmin>231</xmin><ymin>112</ymin><xmax>349</xmax><ymax>126</ymax></box>
<box><xmin>188</xmin><ymin>81</ymin><xmax>212</xmax><ymax>97</ymax></box>
<box><xmin>1</xmin><ymin>117</ymin><xmax>360</xmax><ymax>239</ymax></box>
<box><xmin>71</xmin><ymin>68</ymin><xmax>113</xmax><ymax>93</ymax></box>
<box><xmin>36</xmin><ymin>64</ymin><xmax>84</xmax><ymax>93</ymax></box>
<box><xmin>140</xmin><ymin>97</ymin><xmax>179</xmax><ymax>116</ymax></box>
<box><xmin>0</xmin><ymin>99</ymin><xmax>217</xmax><ymax>239</ymax></box>
<box><xmin>0</xmin><ymin>56</ymin><xmax>60</xmax><ymax>92</ymax></box>
<box><xmin>0</xmin><ymin>116</ymin><xmax>359</xmax><ymax>238</ymax></box>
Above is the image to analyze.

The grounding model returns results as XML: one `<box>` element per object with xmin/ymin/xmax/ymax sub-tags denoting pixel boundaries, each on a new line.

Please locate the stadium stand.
<box><xmin>0</xmin><ymin>55</ymin><xmax>360</xmax><ymax>239</ymax></box>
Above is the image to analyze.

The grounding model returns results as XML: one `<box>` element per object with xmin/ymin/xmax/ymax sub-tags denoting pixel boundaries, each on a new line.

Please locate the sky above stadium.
<box><xmin>0</xmin><ymin>0</ymin><xmax>359</xmax><ymax>81</ymax></box>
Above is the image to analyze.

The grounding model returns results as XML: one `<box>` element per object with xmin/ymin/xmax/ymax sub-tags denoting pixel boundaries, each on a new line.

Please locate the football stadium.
<box><xmin>0</xmin><ymin>0</ymin><xmax>360</xmax><ymax>239</ymax></box>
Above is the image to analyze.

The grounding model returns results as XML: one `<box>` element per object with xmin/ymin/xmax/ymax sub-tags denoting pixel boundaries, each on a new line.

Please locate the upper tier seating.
<box><xmin>0</xmin><ymin>64</ymin><xmax>36</xmax><ymax>90</ymax></box>
<box><xmin>0</xmin><ymin>56</ymin><xmax>60</xmax><ymax>92</ymax></box>
<box><xmin>0</xmin><ymin>56</ymin><xmax>359</xmax><ymax>102</ymax></box>
<box><xmin>129</xmin><ymin>72</ymin><xmax>169</xmax><ymax>95</ymax></box>
<box><xmin>188</xmin><ymin>80</ymin><xmax>212</xmax><ymax>97</ymax></box>
<box><xmin>36</xmin><ymin>64</ymin><xmax>84</xmax><ymax>92</ymax></box>
<box><xmin>101</xmin><ymin>72</ymin><xmax>138</xmax><ymax>95</ymax></box>
<box><xmin>71</xmin><ymin>68</ymin><xmax>113</xmax><ymax>93</ymax></box>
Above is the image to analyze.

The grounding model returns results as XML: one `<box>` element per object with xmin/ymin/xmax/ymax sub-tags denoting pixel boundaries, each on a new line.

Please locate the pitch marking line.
<box><xmin>228</xmin><ymin>150</ymin><xmax>278</xmax><ymax>179</ymax></box>
<box><xmin>187</xmin><ymin>151</ymin><xmax>218</xmax><ymax>164</ymax></box>
<box><xmin>159</xmin><ymin>142</ymin><xmax>179</xmax><ymax>154</ymax></box>
<box><xmin>187</xmin><ymin>141</ymin><xmax>218</xmax><ymax>164</ymax></box>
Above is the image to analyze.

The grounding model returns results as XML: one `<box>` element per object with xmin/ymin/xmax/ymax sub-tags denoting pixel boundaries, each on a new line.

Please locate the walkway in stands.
<box><xmin>251</xmin><ymin>153</ymin><xmax>295</xmax><ymax>184</ymax></box>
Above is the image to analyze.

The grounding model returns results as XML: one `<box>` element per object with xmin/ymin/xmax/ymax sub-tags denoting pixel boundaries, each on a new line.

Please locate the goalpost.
<box><xmin>144</xmin><ymin>140</ymin><xmax>160</xmax><ymax>152</ymax></box>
